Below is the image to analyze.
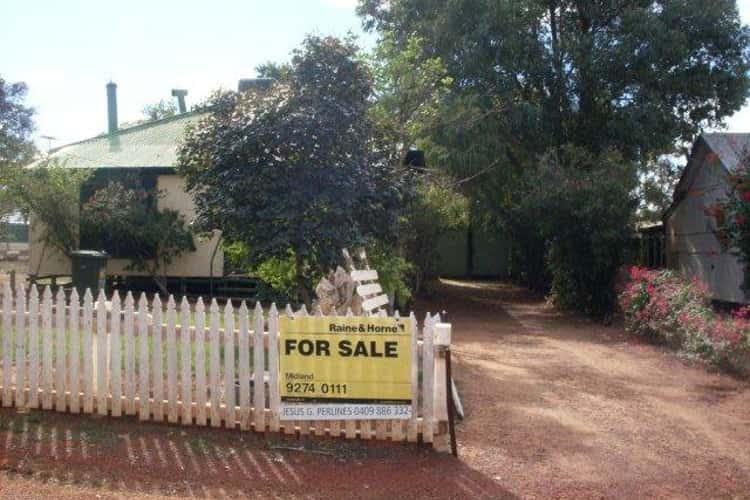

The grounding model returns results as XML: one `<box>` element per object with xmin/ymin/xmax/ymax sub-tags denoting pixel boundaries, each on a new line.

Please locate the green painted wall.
<box><xmin>435</xmin><ymin>229</ymin><xmax>509</xmax><ymax>278</ymax></box>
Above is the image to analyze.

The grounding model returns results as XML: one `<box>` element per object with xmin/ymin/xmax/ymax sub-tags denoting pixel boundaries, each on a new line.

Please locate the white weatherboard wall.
<box><xmin>28</xmin><ymin>174</ymin><xmax>223</xmax><ymax>279</ymax></box>
<box><xmin>666</xmin><ymin>152</ymin><xmax>745</xmax><ymax>303</ymax></box>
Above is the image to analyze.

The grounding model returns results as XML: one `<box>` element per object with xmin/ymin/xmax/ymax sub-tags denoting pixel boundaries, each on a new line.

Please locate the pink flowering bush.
<box><xmin>620</xmin><ymin>267</ymin><xmax>750</xmax><ymax>377</ymax></box>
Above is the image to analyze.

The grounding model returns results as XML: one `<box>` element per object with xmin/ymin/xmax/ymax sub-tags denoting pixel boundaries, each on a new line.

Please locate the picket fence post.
<box><xmin>151</xmin><ymin>295</ymin><xmax>163</xmax><ymax>421</ymax></box>
<box><xmin>180</xmin><ymin>296</ymin><xmax>192</xmax><ymax>425</ymax></box>
<box><xmin>166</xmin><ymin>295</ymin><xmax>178</xmax><ymax>423</ymax></box>
<box><xmin>209</xmin><ymin>299</ymin><xmax>221</xmax><ymax>427</ymax></box>
<box><xmin>28</xmin><ymin>285</ymin><xmax>40</xmax><ymax>409</ymax></box>
<box><xmin>2</xmin><ymin>282</ymin><xmax>13</xmax><ymax>407</ymax></box>
<box><xmin>422</xmin><ymin>312</ymin><xmax>435</xmax><ymax>443</ymax></box>
<box><xmin>110</xmin><ymin>293</ymin><xmax>122</xmax><ymax>417</ymax></box>
<box><xmin>124</xmin><ymin>292</ymin><xmax>135</xmax><ymax>415</ymax></box>
<box><xmin>223</xmin><ymin>300</ymin><xmax>235</xmax><ymax>428</ymax></box>
<box><xmin>138</xmin><ymin>293</ymin><xmax>150</xmax><ymax>421</ymax></box>
<box><xmin>253</xmin><ymin>302</ymin><xmax>265</xmax><ymax>432</ymax></box>
<box><xmin>98</xmin><ymin>290</ymin><xmax>109</xmax><ymax>416</ymax></box>
<box><xmin>68</xmin><ymin>289</ymin><xmax>80</xmax><ymax>413</ymax></box>
<box><xmin>194</xmin><ymin>298</ymin><xmax>207</xmax><ymax>426</ymax></box>
<box><xmin>268</xmin><ymin>303</ymin><xmax>280</xmax><ymax>433</ymax></box>
<box><xmin>15</xmin><ymin>281</ymin><xmax>26</xmax><ymax>408</ymax></box>
<box><xmin>238</xmin><ymin>301</ymin><xmax>251</xmax><ymax>430</ymax></box>
<box><xmin>42</xmin><ymin>286</ymin><xmax>54</xmax><ymax>410</ymax></box>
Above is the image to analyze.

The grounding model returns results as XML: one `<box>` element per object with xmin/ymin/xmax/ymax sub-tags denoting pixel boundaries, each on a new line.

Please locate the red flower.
<box><xmin>737</xmin><ymin>214</ymin><xmax>747</xmax><ymax>226</ymax></box>
<box><xmin>742</xmin><ymin>191</ymin><xmax>750</xmax><ymax>202</ymax></box>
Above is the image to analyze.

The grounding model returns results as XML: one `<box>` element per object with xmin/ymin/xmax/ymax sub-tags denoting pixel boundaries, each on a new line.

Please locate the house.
<box><xmin>664</xmin><ymin>133</ymin><xmax>750</xmax><ymax>303</ymax></box>
<box><xmin>28</xmin><ymin>82</ymin><xmax>226</xmax><ymax>292</ymax></box>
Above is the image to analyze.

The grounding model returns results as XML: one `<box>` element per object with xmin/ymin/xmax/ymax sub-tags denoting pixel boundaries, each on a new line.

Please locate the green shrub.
<box><xmin>506</xmin><ymin>146</ymin><xmax>637</xmax><ymax>316</ymax></box>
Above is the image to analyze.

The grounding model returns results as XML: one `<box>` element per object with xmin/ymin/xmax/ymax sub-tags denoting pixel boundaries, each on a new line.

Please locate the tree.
<box><xmin>359</xmin><ymin>0</ymin><xmax>750</xmax><ymax>162</ymax></box>
<box><xmin>80</xmin><ymin>178</ymin><xmax>195</xmax><ymax>295</ymax></box>
<box><xmin>370</xmin><ymin>33</ymin><xmax>453</xmax><ymax>163</ymax></box>
<box><xmin>142</xmin><ymin>99</ymin><xmax>177</xmax><ymax>121</ymax></box>
<box><xmin>178</xmin><ymin>35</ymin><xmax>405</xmax><ymax>306</ymax></box>
<box><xmin>0</xmin><ymin>76</ymin><xmax>36</xmax><ymax>234</ymax></box>
<box><xmin>0</xmin><ymin>76</ymin><xmax>35</xmax><ymax>166</ymax></box>
<box><xmin>359</xmin><ymin>0</ymin><xmax>750</xmax><ymax>314</ymax></box>
<box><xmin>11</xmin><ymin>160</ymin><xmax>89</xmax><ymax>274</ymax></box>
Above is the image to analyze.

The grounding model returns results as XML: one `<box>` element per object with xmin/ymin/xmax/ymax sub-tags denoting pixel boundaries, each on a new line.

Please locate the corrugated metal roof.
<box><xmin>664</xmin><ymin>132</ymin><xmax>750</xmax><ymax>219</ymax></box>
<box><xmin>32</xmin><ymin>111</ymin><xmax>206</xmax><ymax>169</ymax></box>
<box><xmin>702</xmin><ymin>133</ymin><xmax>750</xmax><ymax>172</ymax></box>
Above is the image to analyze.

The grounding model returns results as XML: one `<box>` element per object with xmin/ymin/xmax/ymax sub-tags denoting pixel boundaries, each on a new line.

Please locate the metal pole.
<box><xmin>445</xmin><ymin>349</ymin><xmax>458</xmax><ymax>457</ymax></box>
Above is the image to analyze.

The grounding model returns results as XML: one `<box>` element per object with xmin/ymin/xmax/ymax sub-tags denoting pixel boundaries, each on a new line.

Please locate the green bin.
<box><xmin>71</xmin><ymin>250</ymin><xmax>108</xmax><ymax>297</ymax></box>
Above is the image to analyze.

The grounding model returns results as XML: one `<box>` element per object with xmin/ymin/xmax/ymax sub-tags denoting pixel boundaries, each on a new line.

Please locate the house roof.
<box><xmin>31</xmin><ymin>111</ymin><xmax>207</xmax><ymax>170</ymax></box>
<box><xmin>664</xmin><ymin>132</ymin><xmax>750</xmax><ymax>219</ymax></box>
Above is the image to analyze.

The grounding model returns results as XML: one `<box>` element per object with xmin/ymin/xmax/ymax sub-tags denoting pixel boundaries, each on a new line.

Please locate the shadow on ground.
<box><xmin>0</xmin><ymin>408</ymin><xmax>515</xmax><ymax>499</ymax></box>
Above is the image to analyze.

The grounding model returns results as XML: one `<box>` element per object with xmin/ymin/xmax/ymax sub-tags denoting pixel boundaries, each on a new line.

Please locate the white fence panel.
<box><xmin>0</xmin><ymin>281</ymin><xmax>450</xmax><ymax>450</ymax></box>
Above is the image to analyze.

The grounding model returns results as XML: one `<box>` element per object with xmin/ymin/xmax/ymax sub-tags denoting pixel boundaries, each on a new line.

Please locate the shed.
<box><xmin>664</xmin><ymin>133</ymin><xmax>750</xmax><ymax>303</ymax></box>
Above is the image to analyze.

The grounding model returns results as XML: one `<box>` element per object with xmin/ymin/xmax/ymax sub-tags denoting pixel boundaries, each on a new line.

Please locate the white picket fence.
<box><xmin>0</xmin><ymin>281</ymin><xmax>451</xmax><ymax>449</ymax></box>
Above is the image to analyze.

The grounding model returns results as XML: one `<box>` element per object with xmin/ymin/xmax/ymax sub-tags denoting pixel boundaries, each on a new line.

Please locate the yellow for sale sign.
<box><xmin>278</xmin><ymin>315</ymin><xmax>412</xmax><ymax>420</ymax></box>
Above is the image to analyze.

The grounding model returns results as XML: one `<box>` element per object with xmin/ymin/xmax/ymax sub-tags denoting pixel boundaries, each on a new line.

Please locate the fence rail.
<box><xmin>0</xmin><ymin>282</ymin><xmax>451</xmax><ymax>449</ymax></box>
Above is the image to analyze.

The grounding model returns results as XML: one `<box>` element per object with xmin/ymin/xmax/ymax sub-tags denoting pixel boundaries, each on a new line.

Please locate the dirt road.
<box><xmin>1</xmin><ymin>279</ymin><xmax>749</xmax><ymax>499</ymax></box>
<box><xmin>426</xmin><ymin>280</ymin><xmax>750</xmax><ymax>499</ymax></box>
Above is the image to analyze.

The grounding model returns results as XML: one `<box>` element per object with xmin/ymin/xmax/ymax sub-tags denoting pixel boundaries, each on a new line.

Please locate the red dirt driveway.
<box><xmin>425</xmin><ymin>280</ymin><xmax>750</xmax><ymax>499</ymax></box>
<box><xmin>1</xmin><ymin>279</ymin><xmax>749</xmax><ymax>499</ymax></box>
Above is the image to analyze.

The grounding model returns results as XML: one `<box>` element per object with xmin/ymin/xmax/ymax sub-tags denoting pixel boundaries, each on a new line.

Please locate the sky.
<box><xmin>1</xmin><ymin>0</ymin><xmax>368</xmax><ymax>149</ymax></box>
<box><xmin>1</xmin><ymin>0</ymin><xmax>749</xmax><ymax>150</ymax></box>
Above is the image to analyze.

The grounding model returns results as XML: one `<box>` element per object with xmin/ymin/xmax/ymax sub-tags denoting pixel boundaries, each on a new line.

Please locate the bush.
<box><xmin>711</xmin><ymin>151</ymin><xmax>750</xmax><ymax>291</ymax></box>
<box><xmin>620</xmin><ymin>266</ymin><xmax>750</xmax><ymax>377</ymax></box>
<box><xmin>506</xmin><ymin>146</ymin><xmax>637</xmax><ymax>316</ymax></box>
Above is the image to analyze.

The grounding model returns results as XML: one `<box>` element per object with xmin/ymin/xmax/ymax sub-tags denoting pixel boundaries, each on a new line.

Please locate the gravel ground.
<box><xmin>1</xmin><ymin>279</ymin><xmax>749</xmax><ymax>499</ymax></box>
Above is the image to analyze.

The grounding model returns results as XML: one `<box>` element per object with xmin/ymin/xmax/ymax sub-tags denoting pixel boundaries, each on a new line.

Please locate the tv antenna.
<box><xmin>40</xmin><ymin>135</ymin><xmax>57</xmax><ymax>153</ymax></box>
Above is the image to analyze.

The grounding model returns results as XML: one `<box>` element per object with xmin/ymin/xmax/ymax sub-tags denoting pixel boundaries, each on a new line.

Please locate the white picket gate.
<box><xmin>0</xmin><ymin>281</ymin><xmax>452</xmax><ymax>450</ymax></box>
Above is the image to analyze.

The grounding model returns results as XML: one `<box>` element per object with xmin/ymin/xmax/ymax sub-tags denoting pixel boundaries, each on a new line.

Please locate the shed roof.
<box><xmin>32</xmin><ymin>111</ymin><xmax>206</xmax><ymax>170</ymax></box>
<box><xmin>701</xmin><ymin>133</ymin><xmax>750</xmax><ymax>172</ymax></box>
<box><xmin>664</xmin><ymin>132</ymin><xmax>750</xmax><ymax>219</ymax></box>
